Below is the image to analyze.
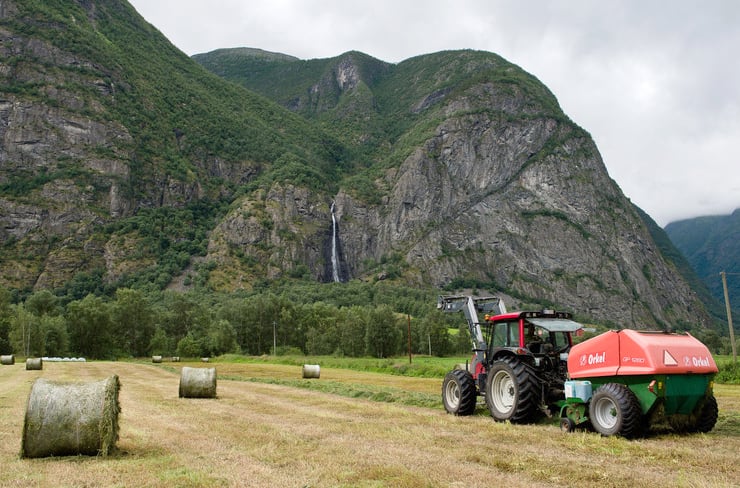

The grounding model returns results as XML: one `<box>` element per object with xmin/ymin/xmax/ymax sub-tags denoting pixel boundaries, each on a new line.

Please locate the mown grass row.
<box><xmin>216</xmin><ymin>353</ymin><xmax>462</xmax><ymax>378</ymax></box>
<box><xmin>224</xmin><ymin>375</ymin><xmax>442</xmax><ymax>409</ymax></box>
<box><xmin>217</xmin><ymin>353</ymin><xmax>740</xmax><ymax>383</ymax></box>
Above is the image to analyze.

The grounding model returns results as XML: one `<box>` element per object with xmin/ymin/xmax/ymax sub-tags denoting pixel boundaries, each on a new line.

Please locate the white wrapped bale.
<box><xmin>1</xmin><ymin>354</ymin><xmax>14</xmax><ymax>365</ymax></box>
<box><xmin>179</xmin><ymin>367</ymin><xmax>217</xmax><ymax>398</ymax></box>
<box><xmin>302</xmin><ymin>364</ymin><xmax>321</xmax><ymax>379</ymax></box>
<box><xmin>152</xmin><ymin>355</ymin><xmax>163</xmax><ymax>363</ymax></box>
<box><xmin>25</xmin><ymin>358</ymin><xmax>43</xmax><ymax>370</ymax></box>
<box><xmin>21</xmin><ymin>375</ymin><xmax>121</xmax><ymax>458</ymax></box>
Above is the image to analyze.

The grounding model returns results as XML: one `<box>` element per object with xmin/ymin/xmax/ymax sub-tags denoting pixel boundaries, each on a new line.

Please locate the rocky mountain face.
<box><xmin>196</xmin><ymin>48</ymin><xmax>708</xmax><ymax>328</ymax></box>
<box><xmin>0</xmin><ymin>1</ymin><xmax>709</xmax><ymax>329</ymax></box>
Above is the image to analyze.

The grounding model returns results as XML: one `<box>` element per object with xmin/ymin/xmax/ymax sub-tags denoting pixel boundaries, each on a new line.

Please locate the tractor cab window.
<box><xmin>525</xmin><ymin>317</ymin><xmax>580</xmax><ymax>353</ymax></box>
<box><xmin>525</xmin><ymin>323</ymin><xmax>547</xmax><ymax>353</ymax></box>
<box><xmin>491</xmin><ymin>322</ymin><xmax>519</xmax><ymax>348</ymax></box>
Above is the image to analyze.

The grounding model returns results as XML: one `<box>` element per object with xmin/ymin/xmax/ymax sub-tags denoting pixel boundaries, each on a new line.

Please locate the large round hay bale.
<box><xmin>152</xmin><ymin>355</ymin><xmax>163</xmax><ymax>363</ymax></box>
<box><xmin>25</xmin><ymin>358</ymin><xmax>43</xmax><ymax>370</ymax></box>
<box><xmin>21</xmin><ymin>375</ymin><xmax>121</xmax><ymax>458</ymax></box>
<box><xmin>179</xmin><ymin>367</ymin><xmax>217</xmax><ymax>398</ymax></box>
<box><xmin>1</xmin><ymin>354</ymin><xmax>14</xmax><ymax>365</ymax></box>
<box><xmin>302</xmin><ymin>364</ymin><xmax>321</xmax><ymax>379</ymax></box>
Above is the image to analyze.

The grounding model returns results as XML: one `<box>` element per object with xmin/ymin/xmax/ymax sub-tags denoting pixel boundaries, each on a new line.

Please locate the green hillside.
<box><xmin>637</xmin><ymin>207</ymin><xmax>729</xmax><ymax>326</ymax></box>
<box><xmin>665</xmin><ymin>209</ymin><xmax>740</xmax><ymax>320</ymax></box>
<box><xmin>3</xmin><ymin>0</ymin><xmax>347</xmax><ymax>197</ymax></box>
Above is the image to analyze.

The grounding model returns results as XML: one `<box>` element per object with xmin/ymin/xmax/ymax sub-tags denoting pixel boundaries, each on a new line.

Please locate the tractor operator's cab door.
<box><xmin>490</xmin><ymin>321</ymin><xmax>520</xmax><ymax>348</ymax></box>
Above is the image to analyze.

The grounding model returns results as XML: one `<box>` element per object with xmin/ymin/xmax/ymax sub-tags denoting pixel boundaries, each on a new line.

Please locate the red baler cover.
<box><xmin>568</xmin><ymin>329</ymin><xmax>718</xmax><ymax>379</ymax></box>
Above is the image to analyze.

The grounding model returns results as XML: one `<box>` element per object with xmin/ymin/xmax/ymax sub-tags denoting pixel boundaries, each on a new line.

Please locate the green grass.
<box><xmin>229</xmin><ymin>376</ymin><xmax>441</xmax><ymax>409</ymax></box>
<box><xmin>215</xmin><ymin>353</ymin><xmax>465</xmax><ymax>378</ymax></box>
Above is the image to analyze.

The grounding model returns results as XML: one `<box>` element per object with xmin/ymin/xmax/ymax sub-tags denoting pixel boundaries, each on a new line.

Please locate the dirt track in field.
<box><xmin>1</xmin><ymin>361</ymin><xmax>739</xmax><ymax>487</ymax></box>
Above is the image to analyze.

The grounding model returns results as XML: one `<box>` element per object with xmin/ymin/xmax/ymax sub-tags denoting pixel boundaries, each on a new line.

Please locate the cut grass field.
<box><xmin>1</xmin><ymin>359</ymin><xmax>739</xmax><ymax>487</ymax></box>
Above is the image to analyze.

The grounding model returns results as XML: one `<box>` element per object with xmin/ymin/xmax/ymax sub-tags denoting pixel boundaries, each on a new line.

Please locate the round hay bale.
<box><xmin>302</xmin><ymin>364</ymin><xmax>321</xmax><ymax>379</ymax></box>
<box><xmin>21</xmin><ymin>375</ymin><xmax>121</xmax><ymax>458</ymax></box>
<box><xmin>152</xmin><ymin>355</ymin><xmax>163</xmax><ymax>363</ymax></box>
<box><xmin>200</xmin><ymin>357</ymin><xmax>210</xmax><ymax>363</ymax></box>
<box><xmin>25</xmin><ymin>358</ymin><xmax>43</xmax><ymax>370</ymax></box>
<box><xmin>1</xmin><ymin>354</ymin><xmax>15</xmax><ymax>365</ymax></box>
<box><xmin>179</xmin><ymin>367</ymin><xmax>217</xmax><ymax>398</ymax></box>
<box><xmin>171</xmin><ymin>356</ymin><xmax>180</xmax><ymax>362</ymax></box>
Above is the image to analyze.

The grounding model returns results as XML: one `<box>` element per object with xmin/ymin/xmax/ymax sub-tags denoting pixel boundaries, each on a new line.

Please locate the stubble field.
<box><xmin>1</xmin><ymin>360</ymin><xmax>738</xmax><ymax>487</ymax></box>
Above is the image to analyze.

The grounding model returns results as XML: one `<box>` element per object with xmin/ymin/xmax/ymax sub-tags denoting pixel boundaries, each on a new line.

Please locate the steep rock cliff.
<box><xmin>202</xmin><ymin>49</ymin><xmax>706</xmax><ymax>328</ymax></box>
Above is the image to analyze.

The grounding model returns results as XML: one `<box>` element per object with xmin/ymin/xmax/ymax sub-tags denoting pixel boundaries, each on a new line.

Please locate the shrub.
<box><xmin>716</xmin><ymin>360</ymin><xmax>740</xmax><ymax>384</ymax></box>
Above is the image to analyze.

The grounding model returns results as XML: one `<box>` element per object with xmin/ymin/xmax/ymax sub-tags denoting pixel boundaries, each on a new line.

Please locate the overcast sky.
<box><xmin>128</xmin><ymin>0</ymin><xmax>739</xmax><ymax>226</ymax></box>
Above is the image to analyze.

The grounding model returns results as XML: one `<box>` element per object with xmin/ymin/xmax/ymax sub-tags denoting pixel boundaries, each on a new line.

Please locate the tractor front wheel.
<box><xmin>589</xmin><ymin>383</ymin><xmax>643</xmax><ymax>438</ymax></box>
<box><xmin>485</xmin><ymin>358</ymin><xmax>539</xmax><ymax>423</ymax></box>
<box><xmin>442</xmin><ymin>369</ymin><xmax>477</xmax><ymax>416</ymax></box>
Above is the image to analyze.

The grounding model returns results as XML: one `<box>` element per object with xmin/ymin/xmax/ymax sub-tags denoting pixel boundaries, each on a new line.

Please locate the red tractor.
<box><xmin>439</xmin><ymin>295</ymin><xmax>583</xmax><ymax>422</ymax></box>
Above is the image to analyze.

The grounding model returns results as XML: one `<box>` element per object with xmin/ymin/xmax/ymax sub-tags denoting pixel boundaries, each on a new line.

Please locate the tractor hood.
<box><xmin>568</xmin><ymin>329</ymin><xmax>718</xmax><ymax>378</ymax></box>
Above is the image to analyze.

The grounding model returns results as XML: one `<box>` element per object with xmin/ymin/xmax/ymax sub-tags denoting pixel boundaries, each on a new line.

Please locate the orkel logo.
<box><xmin>587</xmin><ymin>352</ymin><xmax>606</xmax><ymax>365</ymax></box>
<box><xmin>692</xmin><ymin>356</ymin><xmax>710</xmax><ymax>367</ymax></box>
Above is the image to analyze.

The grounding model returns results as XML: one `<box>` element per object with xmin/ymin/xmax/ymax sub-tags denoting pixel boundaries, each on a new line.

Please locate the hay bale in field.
<box><xmin>152</xmin><ymin>355</ymin><xmax>163</xmax><ymax>363</ymax></box>
<box><xmin>179</xmin><ymin>366</ymin><xmax>217</xmax><ymax>398</ymax></box>
<box><xmin>200</xmin><ymin>357</ymin><xmax>210</xmax><ymax>362</ymax></box>
<box><xmin>1</xmin><ymin>354</ymin><xmax>14</xmax><ymax>365</ymax></box>
<box><xmin>171</xmin><ymin>356</ymin><xmax>180</xmax><ymax>362</ymax></box>
<box><xmin>302</xmin><ymin>364</ymin><xmax>321</xmax><ymax>379</ymax></box>
<box><xmin>25</xmin><ymin>358</ymin><xmax>42</xmax><ymax>370</ymax></box>
<box><xmin>21</xmin><ymin>375</ymin><xmax>121</xmax><ymax>458</ymax></box>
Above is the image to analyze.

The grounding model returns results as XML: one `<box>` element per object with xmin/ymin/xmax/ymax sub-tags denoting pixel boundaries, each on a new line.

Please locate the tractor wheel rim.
<box><xmin>445</xmin><ymin>381</ymin><xmax>460</xmax><ymax>409</ymax></box>
<box><xmin>491</xmin><ymin>370</ymin><xmax>515</xmax><ymax>413</ymax></box>
<box><xmin>593</xmin><ymin>397</ymin><xmax>618</xmax><ymax>429</ymax></box>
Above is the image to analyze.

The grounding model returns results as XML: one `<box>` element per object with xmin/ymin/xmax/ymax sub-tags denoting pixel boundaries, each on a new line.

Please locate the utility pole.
<box><xmin>407</xmin><ymin>315</ymin><xmax>412</xmax><ymax>364</ymax></box>
<box><xmin>720</xmin><ymin>271</ymin><xmax>736</xmax><ymax>363</ymax></box>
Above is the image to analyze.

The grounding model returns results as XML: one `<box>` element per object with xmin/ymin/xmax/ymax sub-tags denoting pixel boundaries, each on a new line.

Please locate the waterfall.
<box><xmin>330</xmin><ymin>201</ymin><xmax>340</xmax><ymax>282</ymax></box>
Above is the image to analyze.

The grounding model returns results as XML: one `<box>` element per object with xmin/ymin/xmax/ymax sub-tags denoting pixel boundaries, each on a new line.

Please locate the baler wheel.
<box><xmin>442</xmin><ymin>369</ymin><xmax>477</xmax><ymax>416</ymax></box>
<box><xmin>589</xmin><ymin>383</ymin><xmax>643</xmax><ymax>438</ymax></box>
<box><xmin>694</xmin><ymin>395</ymin><xmax>718</xmax><ymax>433</ymax></box>
<box><xmin>485</xmin><ymin>357</ymin><xmax>539</xmax><ymax>423</ymax></box>
<box><xmin>560</xmin><ymin>417</ymin><xmax>575</xmax><ymax>433</ymax></box>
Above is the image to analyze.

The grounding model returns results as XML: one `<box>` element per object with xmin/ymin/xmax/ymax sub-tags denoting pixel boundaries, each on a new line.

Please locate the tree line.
<box><xmin>0</xmin><ymin>285</ymin><xmax>469</xmax><ymax>360</ymax></box>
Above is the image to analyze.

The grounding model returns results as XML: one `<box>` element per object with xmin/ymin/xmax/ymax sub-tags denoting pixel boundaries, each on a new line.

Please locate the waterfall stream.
<box><xmin>330</xmin><ymin>201</ymin><xmax>340</xmax><ymax>282</ymax></box>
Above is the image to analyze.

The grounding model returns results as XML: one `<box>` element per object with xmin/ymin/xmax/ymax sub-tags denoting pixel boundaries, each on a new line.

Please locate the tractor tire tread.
<box><xmin>442</xmin><ymin>369</ymin><xmax>477</xmax><ymax>416</ymax></box>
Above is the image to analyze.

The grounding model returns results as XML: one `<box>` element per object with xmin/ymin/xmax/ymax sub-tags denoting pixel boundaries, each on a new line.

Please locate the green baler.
<box><xmin>560</xmin><ymin>329</ymin><xmax>718</xmax><ymax>437</ymax></box>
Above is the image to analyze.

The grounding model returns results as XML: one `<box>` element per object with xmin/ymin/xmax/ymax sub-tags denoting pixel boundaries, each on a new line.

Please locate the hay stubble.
<box><xmin>0</xmin><ymin>361</ymin><xmax>738</xmax><ymax>487</ymax></box>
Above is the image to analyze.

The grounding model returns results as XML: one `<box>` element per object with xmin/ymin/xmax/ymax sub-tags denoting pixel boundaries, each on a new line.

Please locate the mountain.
<box><xmin>637</xmin><ymin>207</ymin><xmax>729</xmax><ymax>324</ymax></box>
<box><xmin>0</xmin><ymin>0</ymin><xmax>709</xmax><ymax>329</ymax></box>
<box><xmin>665</xmin><ymin>209</ymin><xmax>740</xmax><ymax>318</ymax></box>
<box><xmin>0</xmin><ymin>0</ymin><xmax>344</xmax><ymax>293</ymax></box>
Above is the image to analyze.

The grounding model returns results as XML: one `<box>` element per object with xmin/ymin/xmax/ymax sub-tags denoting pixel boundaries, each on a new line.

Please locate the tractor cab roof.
<box><xmin>485</xmin><ymin>310</ymin><xmax>583</xmax><ymax>333</ymax></box>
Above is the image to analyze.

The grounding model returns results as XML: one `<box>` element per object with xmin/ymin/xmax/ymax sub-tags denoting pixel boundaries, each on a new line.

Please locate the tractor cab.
<box><xmin>485</xmin><ymin>311</ymin><xmax>582</xmax><ymax>360</ymax></box>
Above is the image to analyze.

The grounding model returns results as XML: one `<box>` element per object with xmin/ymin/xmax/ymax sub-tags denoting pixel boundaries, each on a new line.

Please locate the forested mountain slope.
<box><xmin>0</xmin><ymin>0</ymin><xmax>709</xmax><ymax>331</ymax></box>
<box><xmin>665</xmin><ymin>209</ymin><xmax>740</xmax><ymax>318</ymax></box>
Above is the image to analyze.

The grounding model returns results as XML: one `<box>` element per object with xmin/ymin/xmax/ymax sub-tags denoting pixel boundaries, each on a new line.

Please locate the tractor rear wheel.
<box><xmin>485</xmin><ymin>357</ymin><xmax>539</xmax><ymax>423</ymax></box>
<box><xmin>589</xmin><ymin>383</ymin><xmax>643</xmax><ymax>438</ymax></box>
<box><xmin>693</xmin><ymin>395</ymin><xmax>718</xmax><ymax>433</ymax></box>
<box><xmin>442</xmin><ymin>369</ymin><xmax>477</xmax><ymax>416</ymax></box>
